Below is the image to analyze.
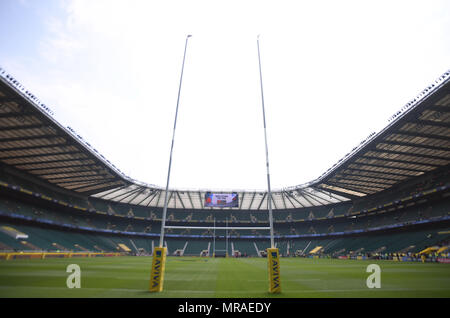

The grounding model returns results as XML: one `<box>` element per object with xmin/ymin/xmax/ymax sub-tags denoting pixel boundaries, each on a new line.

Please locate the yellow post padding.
<box><xmin>149</xmin><ymin>247</ymin><xmax>167</xmax><ymax>292</ymax></box>
<box><xmin>267</xmin><ymin>248</ymin><xmax>281</xmax><ymax>294</ymax></box>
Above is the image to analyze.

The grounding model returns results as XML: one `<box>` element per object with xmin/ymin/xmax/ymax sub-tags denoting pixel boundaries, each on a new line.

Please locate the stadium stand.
<box><xmin>0</xmin><ymin>66</ymin><xmax>449</xmax><ymax>262</ymax></box>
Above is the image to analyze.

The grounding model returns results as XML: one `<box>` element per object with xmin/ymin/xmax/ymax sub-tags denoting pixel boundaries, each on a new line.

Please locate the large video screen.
<box><xmin>205</xmin><ymin>192</ymin><xmax>239</xmax><ymax>208</ymax></box>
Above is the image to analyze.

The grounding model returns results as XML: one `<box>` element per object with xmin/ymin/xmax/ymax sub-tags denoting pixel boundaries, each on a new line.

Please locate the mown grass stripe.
<box><xmin>0</xmin><ymin>256</ymin><xmax>449</xmax><ymax>298</ymax></box>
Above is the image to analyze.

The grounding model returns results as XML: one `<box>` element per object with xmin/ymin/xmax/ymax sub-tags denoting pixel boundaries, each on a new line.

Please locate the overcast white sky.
<box><xmin>1</xmin><ymin>0</ymin><xmax>449</xmax><ymax>191</ymax></box>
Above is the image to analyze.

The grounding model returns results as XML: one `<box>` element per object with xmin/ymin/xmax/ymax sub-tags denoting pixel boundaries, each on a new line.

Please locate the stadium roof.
<box><xmin>0</xmin><ymin>68</ymin><xmax>130</xmax><ymax>195</ymax></box>
<box><xmin>312</xmin><ymin>70</ymin><xmax>450</xmax><ymax>198</ymax></box>
<box><xmin>0</xmin><ymin>66</ymin><xmax>449</xmax><ymax>209</ymax></box>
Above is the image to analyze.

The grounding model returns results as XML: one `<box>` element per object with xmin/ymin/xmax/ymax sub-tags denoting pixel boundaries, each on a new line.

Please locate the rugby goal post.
<box><xmin>149</xmin><ymin>34</ymin><xmax>281</xmax><ymax>294</ymax></box>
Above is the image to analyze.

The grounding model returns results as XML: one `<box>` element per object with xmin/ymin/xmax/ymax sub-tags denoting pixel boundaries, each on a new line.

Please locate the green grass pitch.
<box><xmin>0</xmin><ymin>256</ymin><xmax>449</xmax><ymax>298</ymax></box>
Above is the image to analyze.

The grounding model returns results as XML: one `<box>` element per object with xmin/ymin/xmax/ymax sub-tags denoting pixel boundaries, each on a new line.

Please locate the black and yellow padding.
<box><xmin>267</xmin><ymin>248</ymin><xmax>281</xmax><ymax>293</ymax></box>
<box><xmin>149</xmin><ymin>247</ymin><xmax>167</xmax><ymax>292</ymax></box>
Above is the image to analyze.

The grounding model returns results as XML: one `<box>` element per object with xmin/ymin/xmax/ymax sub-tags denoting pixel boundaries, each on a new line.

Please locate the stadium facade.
<box><xmin>0</xmin><ymin>66</ymin><xmax>449</xmax><ymax>260</ymax></box>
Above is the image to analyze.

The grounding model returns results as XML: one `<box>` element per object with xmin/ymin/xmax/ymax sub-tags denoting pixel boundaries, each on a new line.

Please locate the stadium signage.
<box><xmin>149</xmin><ymin>247</ymin><xmax>167</xmax><ymax>292</ymax></box>
<box><xmin>437</xmin><ymin>258</ymin><xmax>450</xmax><ymax>264</ymax></box>
<box><xmin>204</xmin><ymin>192</ymin><xmax>239</xmax><ymax>208</ymax></box>
<box><xmin>267</xmin><ymin>248</ymin><xmax>281</xmax><ymax>293</ymax></box>
<box><xmin>271</xmin><ymin>259</ymin><xmax>280</xmax><ymax>288</ymax></box>
<box><xmin>151</xmin><ymin>260</ymin><xmax>161</xmax><ymax>288</ymax></box>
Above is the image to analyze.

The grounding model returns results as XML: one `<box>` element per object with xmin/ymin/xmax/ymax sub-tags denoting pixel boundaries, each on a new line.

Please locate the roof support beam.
<box><xmin>23</xmin><ymin>162</ymin><xmax>98</xmax><ymax>172</ymax></box>
<box><xmin>0</xmin><ymin>142</ymin><xmax>72</xmax><ymax>152</ymax></box>
<box><xmin>176</xmin><ymin>191</ymin><xmax>186</xmax><ymax>209</ymax></box>
<box><xmin>239</xmin><ymin>192</ymin><xmax>245</xmax><ymax>210</ymax></box>
<box><xmin>414</xmin><ymin>119</ymin><xmax>450</xmax><ymax>129</ymax></box>
<box><xmin>0</xmin><ymin>112</ymin><xmax>35</xmax><ymax>119</ymax></box>
<box><xmin>95</xmin><ymin>185</ymin><xmax>129</xmax><ymax>199</ymax></box>
<box><xmin>325</xmin><ymin>181</ymin><xmax>372</xmax><ymax>195</ymax></box>
<box><xmin>329</xmin><ymin>178</ymin><xmax>387</xmax><ymax>190</ymax></box>
<box><xmin>369</xmin><ymin>148</ymin><xmax>450</xmax><ymax>161</ymax></box>
<box><xmin>248</xmin><ymin>192</ymin><xmax>257</xmax><ymax>210</ymax></box>
<box><xmin>69</xmin><ymin>179</ymin><xmax>121</xmax><ymax>192</ymax></box>
<box><xmin>337</xmin><ymin>170</ymin><xmax>400</xmax><ymax>183</ymax></box>
<box><xmin>326</xmin><ymin>180</ymin><xmax>381</xmax><ymax>193</ymax></box>
<box><xmin>395</xmin><ymin>130</ymin><xmax>450</xmax><ymax>142</ymax></box>
<box><xmin>127</xmin><ymin>188</ymin><xmax>147</xmax><ymax>204</ymax></box>
<box><xmin>282</xmin><ymin>191</ymin><xmax>297</xmax><ymax>208</ymax></box>
<box><xmin>117</xmin><ymin>187</ymin><xmax>145</xmax><ymax>203</ymax></box>
<box><xmin>13</xmin><ymin>157</ymin><xmax>91</xmax><ymax>167</ymax></box>
<box><xmin>54</xmin><ymin>176</ymin><xmax>114</xmax><ymax>185</ymax></box>
<box><xmin>144</xmin><ymin>190</ymin><xmax>160</xmax><ymax>207</ymax></box>
<box><xmin>198</xmin><ymin>191</ymin><xmax>205</xmax><ymax>209</ymax></box>
<box><xmin>0</xmin><ymin>150</ymin><xmax>83</xmax><ymax>161</ymax></box>
<box><xmin>0</xmin><ymin>124</ymin><xmax>47</xmax><ymax>132</ymax></box>
<box><xmin>426</xmin><ymin>105</ymin><xmax>450</xmax><ymax>112</ymax></box>
<box><xmin>361</xmin><ymin>154</ymin><xmax>441</xmax><ymax>168</ymax></box>
<box><xmin>76</xmin><ymin>181</ymin><xmax>123</xmax><ymax>195</ymax></box>
<box><xmin>166</xmin><ymin>191</ymin><xmax>175</xmax><ymax>208</ymax></box>
<box><xmin>312</xmin><ymin>187</ymin><xmax>349</xmax><ymax>202</ymax></box>
<box><xmin>284</xmin><ymin>190</ymin><xmax>305</xmax><ymax>208</ymax></box>
<box><xmin>271</xmin><ymin>194</ymin><xmax>278</xmax><ymax>210</ymax></box>
<box><xmin>186</xmin><ymin>191</ymin><xmax>195</xmax><ymax>209</ymax></box>
<box><xmin>350</xmin><ymin>161</ymin><xmax>425</xmax><ymax>174</ymax></box>
<box><xmin>381</xmin><ymin>140</ymin><xmax>450</xmax><ymax>152</ymax></box>
<box><xmin>257</xmin><ymin>192</ymin><xmax>267</xmax><ymax>210</ymax></box>
<box><xmin>108</xmin><ymin>186</ymin><xmax>139</xmax><ymax>201</ymax></box>
<box><xmin>0</xmin><ymin>96</ymin><xmax>22</xmax><ymax>103</ymax></box>
<box><xmin>64</xmin><ymin>180</ymin><xmax>109</xmax><ymax>191</ymax></box>
<box><xmin>132</xmin><ymin>189</ymin><xmax>153</xmax><ymax>206</ymax></box>
<box><xmin>84</xmin><ymin>183</ymin><xmax>126</xmax><ymax>196</ymax></box>
<box><xmin>331</xmin><ymin>175</ymin><xmax>394</xmax><ymax>187</ymax></box>
<box><xmin>304</xmin><ymin>189</ymin><xmax>335</xmax><ymax>205</ymax></box>
<box><xmin>297</xmin><ymin>189</ymin><xmax>317</xmax><ymax>206</ymax></box>
<box><xmin>173</xmin><ymin>191</ymin><xmax>177</xmax><ymax>209</ymax></box>
<box><xmin>44</xmin><ymin>172</ymin><xmax>109</xmax><ymax>182</ymax></box>
<box><xmin>33</xmin><ymin>167</ymin><xmax>106</xmax><ymax>177</ymax></box>
<box><xmin>281</xmin><ymin>192</ymin><xmax>287</xmax><ymax>209</ymax></box>
<box><xmin>342</xmin><ymin>165</ymin><xmax>412</xmax><ymax>178</ymax></box>
<box><xmin>155</xmin><ymin>190</ymin><xmax>164</xmax><ymax>207</ymax></box>
<box><xmin>0</xmin><ymin>134</ymin><xmax>61</xmax><ymax>143</ymax></box>
<box><xmin>316</xmin><ymin>185</ymin><xmax>362</xmax><ymax>199</ymax></box>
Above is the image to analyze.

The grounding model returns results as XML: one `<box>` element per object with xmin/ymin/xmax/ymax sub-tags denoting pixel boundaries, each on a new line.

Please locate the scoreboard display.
<box><xmin>205</xmin><ymin>192</ymin><xmax>239</xmax><ymax>208</ymax></box>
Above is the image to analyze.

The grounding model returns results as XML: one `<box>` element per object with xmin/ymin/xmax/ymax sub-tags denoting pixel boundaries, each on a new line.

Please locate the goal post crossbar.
<box><xmin>163</xmin><ymin>225</ymin><xmax>271</xmax><ymax>230</ymax></box>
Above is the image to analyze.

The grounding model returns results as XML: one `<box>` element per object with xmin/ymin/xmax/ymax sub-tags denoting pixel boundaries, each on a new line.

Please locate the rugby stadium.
<box><xmin>0</xmin><ymin>66</ymin><xmax>449</xmax><ymax>299</ymax></box>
